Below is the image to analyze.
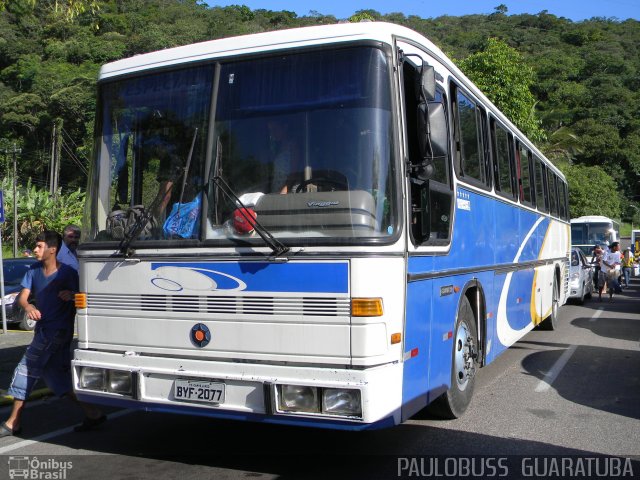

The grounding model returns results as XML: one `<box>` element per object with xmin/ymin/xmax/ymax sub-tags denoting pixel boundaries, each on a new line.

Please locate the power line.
<box><xmin>60</xmin><ymin>138</ymin><xmax>89</xmax><ymax>176</ymax></box>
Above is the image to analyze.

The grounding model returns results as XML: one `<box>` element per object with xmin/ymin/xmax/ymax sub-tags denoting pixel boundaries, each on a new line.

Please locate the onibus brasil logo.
<box><xmin>8</xmin><ymin>456</ymin><xmax>73</xmax><ymax>479</ymax></box>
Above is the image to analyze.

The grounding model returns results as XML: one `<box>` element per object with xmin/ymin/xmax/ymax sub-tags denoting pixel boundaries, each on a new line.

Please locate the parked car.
<box><xmin>2</xmin><ymin>257</ymin><xmax>38</xmax><ymax>330</ymax></box>
<box><xmin>568</xmin><ymin>247</ymin><xmax>594</xmax><ymax>304</ymax></box>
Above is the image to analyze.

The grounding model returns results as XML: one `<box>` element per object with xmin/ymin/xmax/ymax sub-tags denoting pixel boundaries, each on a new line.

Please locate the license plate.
<box><xmin>174</xmin><ymin>380</ymin><xmax>225</xmax><ymax>404</ymax></box>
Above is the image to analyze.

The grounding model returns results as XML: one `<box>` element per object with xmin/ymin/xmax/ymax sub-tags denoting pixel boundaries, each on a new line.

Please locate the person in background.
<box><xmin>601</xmin><ymin>241</ymin><xmax>622</xmax><ymax>301</ymax></box>
<box><xmin>591</xmin><ymin>244</ymin><xmax>605</xmax><ymax>300</ymax></box>
<box><xmin>621</xmin><ymin>248</ymin><xmax>635</xmax><ymax>289</ymax></box>
<box><xmin>57</xmin><ymin>224</ymin><xmax>80</xmax><ymax>271</ymax></box>
<box><xmin>0</xmin><ymin>231</ymin><xmax>105</xmax><ymax>437</ymax></box>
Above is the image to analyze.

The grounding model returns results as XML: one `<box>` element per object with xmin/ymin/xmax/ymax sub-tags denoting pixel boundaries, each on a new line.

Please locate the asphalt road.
<box><xmin>0</xmin><ymin>277</ymin><xmax>638</xmax><ymax>480</ymax></box>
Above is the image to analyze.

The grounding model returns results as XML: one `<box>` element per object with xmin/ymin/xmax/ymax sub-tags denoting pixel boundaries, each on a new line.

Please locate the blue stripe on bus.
<box><xmin>401</xmin><ymin>187</ymin><xmax>551</xmax><ymax>419</ymax></box>
<box><xmin>149</xmin><ymin>261</ymin><xmax>349</xmax><ymax>294</ymax></box>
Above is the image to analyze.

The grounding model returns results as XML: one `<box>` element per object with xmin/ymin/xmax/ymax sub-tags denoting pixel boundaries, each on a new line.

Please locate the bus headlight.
<box><xmin>276</xmin><ymin>384</ymin><xmax>362</xmax><ymax>418</ymax></box>
<box><xmin>108</xmin><ymin>370</ymin><xmax>133</xmax><ymax>395</ymax></box>
<box><xmin>322</xmin><ymin>388</ymin><xmax>362</xmax><ymax>416</ymax></box>
<box><xmin>80</xmin><ymin>367</ymin><xmax>106</xmax><ymax>391</ymax></box>
<box><xmin>278</xmin><ymin>385</ymin><xmax>319</xmax><ymax>413</ymax></box>
<box><xmin>79</xmin><ymin>367</ymin><xmax>134</xmax><ymax>396</ymax></box>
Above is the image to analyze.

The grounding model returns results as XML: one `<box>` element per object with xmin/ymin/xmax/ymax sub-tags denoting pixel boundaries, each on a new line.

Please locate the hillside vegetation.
<box><xmin>0</xmin><ymin>1</ymin><xmax>638</xmax><ymax>224</ymax></box>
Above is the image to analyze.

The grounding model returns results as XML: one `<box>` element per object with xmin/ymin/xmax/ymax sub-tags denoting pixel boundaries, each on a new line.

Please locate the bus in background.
<box><xmin>73</xmin><ymin>22</ymin><xmax>570</xmax><ymax>430</ymax></box>
<box><xmin>632</xmin><ymin>230</ymin><xmax>640</xmax><ymax>255</ymax></box>
<box><xmin>570</xmin><ymin>215</ymin><xmax>620</xmax><ymax>260</ymax></box>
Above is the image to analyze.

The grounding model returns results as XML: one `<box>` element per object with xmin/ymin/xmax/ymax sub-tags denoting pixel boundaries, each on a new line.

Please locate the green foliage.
<box><xmin>458</xmin><ymin>38</ymin><xmax>546</xmax><ymax>142</ymax></box>
<box><xmin>0</xmin><ymin>2</ymin><xmax>639</xmax><ymax>224</ymax></box>
<box><xmin>349</xmin><ymin>11</ymin><xmax>377</xmax><ymax>23</ymax></box>
<box><xmin>0</xmin><ymin>177</ymin><xmax>85</xmax><ymax>250</ymax></box>
<box><xmin>0</xmin><ymin>0</ymin><xmax>100</xmax><ymax>20</ymax></box>
<box><xmin>561</xmin><ymin>164</ymin><xmax>621</xmax><ymax>219</ymax></box>
<box><xmin>0</xmin><ymin>92</ymin><xmax>45</xmax><ymax>133</ymax></box>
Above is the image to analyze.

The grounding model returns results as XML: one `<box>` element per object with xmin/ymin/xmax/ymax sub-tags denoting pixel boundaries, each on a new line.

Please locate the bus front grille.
<box><xmin>86</xmin><ymin>293</ymin><xmax>350</xmax><ymax>317</ymax></box>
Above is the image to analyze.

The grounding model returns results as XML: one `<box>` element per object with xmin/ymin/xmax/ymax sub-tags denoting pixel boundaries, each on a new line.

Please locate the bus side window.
<box><xmin>534</xmin><ymin>156</ymin><xmax>548</xmax><ymax>212</ymax></box>
<box><xmin>562</xmin><ymin>182</ymin><xmax>571</xmax><ymax>221</ymax></box>
<box><xmin>491</xmin><ymin>118</ymin><xmax>514</xmax><ymax>199</ymax></box>
<box><xmin>547</xmin><ymin>169</ymin><xmax>559</xmax><ymax>217</ymax></box>
<box><xmin>452</xmin><ymin>86</ymin><xmax>487</xmax><ymax>187</ymax></box>
<box><xmin>517</xmin><ymin>141</ymin><xmax>533</xmax><ymax>206</ymax></box>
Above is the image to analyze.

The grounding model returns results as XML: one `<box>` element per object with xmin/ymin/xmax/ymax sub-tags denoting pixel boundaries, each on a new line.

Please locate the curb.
<box><xmin>0</xmin><ymin>387</ymin><xmax>52</xmax><ymax>406</ymax></box>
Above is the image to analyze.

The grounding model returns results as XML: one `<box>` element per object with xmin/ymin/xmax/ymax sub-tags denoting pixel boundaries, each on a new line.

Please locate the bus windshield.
<box><xmin>86</xmin><ymin>46</ymin><xmax>397</xmax><ymax>247</ymax></box>
<box><xmin>571</xmin><ymin>222</ymin><xmax>614</xmax><ymax>246</ymax></box>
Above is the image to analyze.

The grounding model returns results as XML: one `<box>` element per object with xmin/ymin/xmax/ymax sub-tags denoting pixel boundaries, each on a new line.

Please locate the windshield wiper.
<box><xmin>212</xmin><ymin>174</ymin><xmax>290</xmax><ymax>257</ymax></box>
<box><xmin>119</xmin><ymin>129</ymin><xmax>198</xmax><ymax>257</ymax></box>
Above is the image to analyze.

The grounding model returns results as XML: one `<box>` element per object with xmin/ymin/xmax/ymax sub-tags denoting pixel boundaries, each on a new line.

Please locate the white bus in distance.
<box><xmin>571</xmin><ymin>215</ymin><xmax>620</xmax><ymax>260</ymax></box>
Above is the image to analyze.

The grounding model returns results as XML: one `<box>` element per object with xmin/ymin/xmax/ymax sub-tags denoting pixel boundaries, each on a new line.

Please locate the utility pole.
<box><xmin>49</xmin><ymin>121</ymin><xmax>56</xmax><ymax>194</ymax></box>
<box><xmin>50</xmin><ymin>118</ymin><xmax>63</xmax><ymax>198</ymax></box>
<box><xmin>11</xmin><ymin>144</ymin><xmax>20</xmax><ymax>258</ymax></box>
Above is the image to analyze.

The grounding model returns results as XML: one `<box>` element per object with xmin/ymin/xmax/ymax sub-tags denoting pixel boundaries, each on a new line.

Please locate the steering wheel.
<box><xmin>294</xmin><ymin>177</ymin><xmax>348</xmax><ymax>193</ymax></box>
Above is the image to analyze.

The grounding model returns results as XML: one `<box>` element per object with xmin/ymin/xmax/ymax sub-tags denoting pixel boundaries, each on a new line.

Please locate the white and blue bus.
<box><xmin>73</xmin><ymin>22</ymin><xmax>570</xmax><ymax>430</ymax></box>
<box><xmin>570</xmin><ymin>215</ymin><xmax>620</xmax><ymax>260</ymax></box>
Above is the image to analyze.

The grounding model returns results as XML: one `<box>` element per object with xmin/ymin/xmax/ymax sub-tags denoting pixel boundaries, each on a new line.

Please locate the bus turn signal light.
<box><xmin>351</xmin><ymin>298</ymin><xmax>383</xmax><ymax>317</ymax></box>
<box><xmin>391</xmin><ymin>333</ymin><xmax>402</xmax><ymax>344</ymax></box>
<box><xmin>75</xmin><ymin>293</ymin><xmax>87</xmax><ymax>309</ymax></box>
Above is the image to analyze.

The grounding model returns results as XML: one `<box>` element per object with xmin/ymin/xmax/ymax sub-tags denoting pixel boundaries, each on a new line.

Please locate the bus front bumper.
<box><xmin>72</xmin><ymin>349</ymin><xmax>402</xmax><ymax>430</ymax></box>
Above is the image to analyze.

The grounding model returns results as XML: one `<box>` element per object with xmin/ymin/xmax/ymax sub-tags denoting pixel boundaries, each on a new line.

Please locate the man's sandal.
<box><xmin>0</xmin><ymin>421</ymin><xmax>21</xmax><ymax>438</ymax></box>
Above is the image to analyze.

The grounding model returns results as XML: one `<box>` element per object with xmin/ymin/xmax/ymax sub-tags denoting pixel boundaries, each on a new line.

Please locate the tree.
<box><xmin>562</xmin><ymin>164</ymin><xmax>621</xmax><ymax>219</ymax></box>
<box><xmin>349</xmin><ymin>10</ymin><xmax>379</xmax><ymax>22</ymax></box>
<box><xmin>458</xmin><ymin>37</ymin><xmax>546</xmax><ymax>143</ymax></box>
<box><xmin>0</xmin><ymin>0</ymin><xmax>99</xmax><ymax>20</ymax></box>
<box><xmin>541</xmin><ymin>125</ymin><xmax>582</xmax><ymax>168</ymax></box>
<box><xmin>0</xmin><ymin>92</ymin><xmax>45</xmax><ymax>133</ymax></box>
<box><xmin>492</xmin><ymin>5</ymin><xmax>508</xmax><ymax>16</ymax></box>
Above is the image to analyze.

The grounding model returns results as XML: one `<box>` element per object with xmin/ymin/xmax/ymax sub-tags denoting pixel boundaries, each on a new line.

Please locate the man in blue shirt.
<box><xmin>57</xmin><ymin>224</ymin><xmax>80</xmax><ymax>271</ymax></box>
<box><xmin>0</xmin><ymin>231</ymin><xmax>105</xmax><ymax>437</ymax></box>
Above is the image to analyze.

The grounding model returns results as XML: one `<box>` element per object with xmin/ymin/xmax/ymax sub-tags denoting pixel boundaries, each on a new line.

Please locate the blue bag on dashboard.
<box><xmin>163</xmin><ymin>195</ymin><xmax>201</xmax><ymax>238</ymax></box>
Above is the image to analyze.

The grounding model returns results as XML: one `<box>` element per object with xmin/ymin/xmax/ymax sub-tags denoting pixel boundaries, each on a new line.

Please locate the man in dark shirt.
<box><xmin>0</xmin><ymin>231</ymin><xmax>105</xmax><ymax>437</ymax></box>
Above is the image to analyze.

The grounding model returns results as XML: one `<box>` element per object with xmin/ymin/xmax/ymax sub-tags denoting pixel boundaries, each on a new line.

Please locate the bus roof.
<box><xmin>99</xmin><ymin>22</ymin><xmax>430</xmax><ymax>79</ymax></box>
<box><xmin>570</xmin><ymin>216</ymin><xmax>618</xmax><ymax>224</ymax></box>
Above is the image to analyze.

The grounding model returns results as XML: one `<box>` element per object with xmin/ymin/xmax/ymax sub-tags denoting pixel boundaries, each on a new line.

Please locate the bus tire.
<box><xmin>539</xmin><ymin>276</ymin><xmax>559</xmax><ymax>330</ymax></box>
<box><xmin>428</xmin><ymin>296</ymin><xmax>478</xmax><ymax>419</ymax></box>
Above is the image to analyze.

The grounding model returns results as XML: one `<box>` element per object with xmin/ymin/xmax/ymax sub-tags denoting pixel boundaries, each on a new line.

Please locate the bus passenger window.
<box><xmin>534</xmin><ymin>156</ymin><xmax>547</xmax><ymax>212</ymax></box>
<box><xmin>547</xmin><ymin>170</ymin><xmax>559</xmax><ymax>217</ymax></box>
<box><xmin>455</xmin><ymin>91</ymin><xmax>484</xmax><ymax>183</ymax></box>
<box><xmin>491</xmin><ymin>120</ymin><xmax>513</xmax><ymax>198</ymax></box>
<box><xmin>518</xmin><ymin>142</ymin><xmax>533</xmax><ymax>205</ymax></box>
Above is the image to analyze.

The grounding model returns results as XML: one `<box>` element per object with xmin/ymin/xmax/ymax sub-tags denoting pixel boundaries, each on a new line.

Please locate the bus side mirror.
<box><xmin>427</xmin><ymin>102</ymin><xmax>448</xmax><ymax>158</ymax></box>
<box><xmin>419</xmin><ymin>64</ymin><xmax>436</xmax><ymax>102</ymax></box>
<box><xmin>416</xmin><ymin>102</ymin><xmax>449</xmax><ymax>169</ymax></box>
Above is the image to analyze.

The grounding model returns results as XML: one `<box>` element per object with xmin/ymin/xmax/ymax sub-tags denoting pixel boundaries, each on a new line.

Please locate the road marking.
<box><xmin>535</xmin><ymin>345</ymin><xmax>577</xmax><ymax>393</ymax></box>
<box><xmin>590</xmin><ymin>308</ymin><xmax>604</xmax><ymax>322</ymax></box>
<box><xmin>0</xmin><ymin>409</ymin><xmax>133</xmax><ymax>454</ymax></box>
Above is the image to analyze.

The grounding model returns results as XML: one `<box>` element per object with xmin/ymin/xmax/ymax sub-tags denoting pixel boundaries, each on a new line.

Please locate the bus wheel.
<box><xmin>428</xmin><ymin>296</ymin><xmax>478</xmax><ymax>419</ymax></box>
<box><xmin>539</xmin><ymin>277</ymin><xmax>559</xmax><ymax>330</ymax></box>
